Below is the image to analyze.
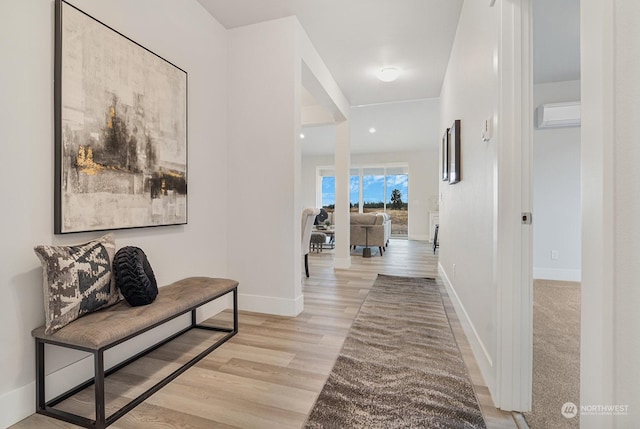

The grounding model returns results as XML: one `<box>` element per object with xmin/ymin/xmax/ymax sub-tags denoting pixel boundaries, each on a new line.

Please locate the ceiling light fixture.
<box><xmin>376</xmin><ymin>67</ymin><xmax>401</xmax><ymax>82</ymax></box>
<box><xmin>369</xmin><ymin>127</ymin><xmax>376</xmax><ymax>134</ymax></box>
<box><xmin>300</xmin><ymin>133</ymin><xmax>305</xmax><ymax>139</ymax></box>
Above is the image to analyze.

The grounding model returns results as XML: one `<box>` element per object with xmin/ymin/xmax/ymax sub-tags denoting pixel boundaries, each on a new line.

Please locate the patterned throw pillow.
<box><xmin>34</xmin><ymin>234</ymin><xmax>120</xmax><ymax>334</ymax></box>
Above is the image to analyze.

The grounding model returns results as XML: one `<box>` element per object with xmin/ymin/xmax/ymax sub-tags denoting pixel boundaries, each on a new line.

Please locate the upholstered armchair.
<box><xmin>302</xmin><ymin>208</ymin><xmax>320</xmax><ymax>277</ymax></box>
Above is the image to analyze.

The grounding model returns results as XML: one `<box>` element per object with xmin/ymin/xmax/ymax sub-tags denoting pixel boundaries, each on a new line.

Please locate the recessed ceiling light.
<box><xmin>369</xmin><ymin>127</ymin><xmax>376</xmax><ymax>134</ymax></box>
<box><xmin>376</xmin><ymin>67</ymin><xmax>401</xmax><ymax>82</ymax></box>
<box><xmin>300</xmin><ymin>133</ymin><xmax>305</xmax><ymax>139</ymax></box>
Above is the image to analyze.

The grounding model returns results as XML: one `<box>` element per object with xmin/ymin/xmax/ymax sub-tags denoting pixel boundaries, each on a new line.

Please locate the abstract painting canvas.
<box><xmin>55</xmin><ymin>0</ymin><xmax>187</xmax><ymax>233</ymax></box>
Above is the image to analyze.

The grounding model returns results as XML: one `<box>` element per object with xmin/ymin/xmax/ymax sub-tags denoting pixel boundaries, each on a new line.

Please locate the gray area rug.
<box><xmin>305</xmin><ymin>274</ymin><xmax>486</xmax><ymax>429</ymax></box>
<box><xmin>523</xmin><ymin>280</ymin><xmax>580</xmax><ymax>429</ymax></box>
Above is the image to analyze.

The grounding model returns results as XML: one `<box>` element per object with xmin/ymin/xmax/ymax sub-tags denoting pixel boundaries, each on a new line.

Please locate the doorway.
<box><xmin>524</xmin><ymin>1</ymin><xmax>581</xmax><ymax>427</ymax></box>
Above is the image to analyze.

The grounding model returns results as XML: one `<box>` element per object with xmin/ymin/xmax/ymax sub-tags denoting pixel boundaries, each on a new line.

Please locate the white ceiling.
<box><xmin>533</xmin><ymin>0</ymin><xmax>580</xmax><ymax>83</ymax></box>
<box><xmin>301</xmin><ymin>99</ymin><xmax>440</xmax><ymax>156</ymax></box>
<box><xmin>196</xmin><ymin>0</ymin><xmax>580</xmax><ymax>156</ymax></box>
<box><xmin>196</xmin><ymin>0</ymin><xmax>464</xmax><ymax>106</ymax></box>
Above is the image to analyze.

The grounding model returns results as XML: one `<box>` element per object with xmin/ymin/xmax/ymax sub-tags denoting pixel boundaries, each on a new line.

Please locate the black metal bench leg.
<box><xmin>233</xmin><ymin>288</ymin><xmax>239</xmax><ymax>334</ymax></box>
<box><xmin>95</xmin><ymin>350</ymin><xmax>105</xmax><ymax>428</ymax></box>
<box><xmin>36</xmin><ymin>340</ymin><xmax>45</xmax><ymax>412</ymax></box>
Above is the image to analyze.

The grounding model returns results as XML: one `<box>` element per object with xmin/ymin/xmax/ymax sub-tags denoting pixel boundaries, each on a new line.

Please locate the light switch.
<box><xmin>482</xmin><ymin>117</ymin><xmax>493</xmax><ymax>142</ymax></box>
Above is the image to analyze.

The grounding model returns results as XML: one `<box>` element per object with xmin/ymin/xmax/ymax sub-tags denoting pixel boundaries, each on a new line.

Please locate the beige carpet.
<box><xmin>304</xmin><ymin>274</ymin><xmax>486</xmax><ymax>429</ymax></box>
<box><xmin>523</xmin><ymin>280</ymin><xmax>581</xmax><ymax>429</ymax></box>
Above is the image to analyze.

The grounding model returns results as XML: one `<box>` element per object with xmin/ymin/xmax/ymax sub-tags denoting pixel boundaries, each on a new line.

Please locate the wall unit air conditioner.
<box><xmin>536</xmin><ymin>101</ymin><xmax>581</xmax><ymax>128</ymax></box>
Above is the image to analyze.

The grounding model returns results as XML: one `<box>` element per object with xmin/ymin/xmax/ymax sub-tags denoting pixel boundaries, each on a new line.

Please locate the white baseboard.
<box><xmin>239</xmin><ymin>292</ymin><xmax>303</xmax><ymax>316</ymax></box>
<box><xmin>438</xmin><ymin>263</ymin><xmax>496</xmax><ymax>396</ymax></box>
<box><xmin>333</xmin><ymin>256</ymin><xmax>351</xmax><ymax>269</ymax></box>
<box><xmin>197</xmin><ymin>294</ymin><xmax>232</xmax><ymax>321</ymax></box>
<box><xmin>533</xmin><ymin>267</ymin><xmax>581</xmax><ymax>282</ymax></box>
<box><xmin>409</xmin><ymin>234</ymin><xmax>430</xmax><ymax>241</ymax></box>
<box><xmin>293</xmin><ymin>293</ymin><xmax>304</xmax><ymax>314</ymax></box>
<box><xmin>0</xmin><ymin>382</ymin><xmax>36</xmax><ymax>428</ymax></box>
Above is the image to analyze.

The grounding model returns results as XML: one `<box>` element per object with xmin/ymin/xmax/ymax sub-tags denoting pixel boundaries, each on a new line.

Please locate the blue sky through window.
<box><xmin>322</xmin><ymin>174</ymin><xmax>408</xmax><ymax>207</ymax></box>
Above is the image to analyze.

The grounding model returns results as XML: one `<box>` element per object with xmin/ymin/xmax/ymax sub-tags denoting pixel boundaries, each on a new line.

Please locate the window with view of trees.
<box><xmin>385</xmin><ymin>167</ymin><xmax>409</xmax><ymax>236</ymax></box>
<box><xmin>350</xmin><ymin>173</ymin><xmax>360</xmax><ymax>212</ymax></box>
<box><xmin>318</xmin><ymin>164</ymin><xmax>408</xmax><ymax>237</ymax></box>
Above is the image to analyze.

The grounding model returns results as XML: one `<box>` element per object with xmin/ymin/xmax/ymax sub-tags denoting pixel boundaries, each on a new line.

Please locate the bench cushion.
<box><xmin>32</xmin><ymin>277</ymin><xmax>237</xmax><ymax>350</ymax></box>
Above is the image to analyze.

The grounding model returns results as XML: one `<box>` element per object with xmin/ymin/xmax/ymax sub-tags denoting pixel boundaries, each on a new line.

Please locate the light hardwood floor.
<box><xmin>13</xmin><ymin>239</ymin><xmax>518</xmax><ymax>429</ymax></box>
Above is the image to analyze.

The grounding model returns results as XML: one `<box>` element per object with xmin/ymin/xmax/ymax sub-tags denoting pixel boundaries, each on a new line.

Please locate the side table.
<box><xmin>361</xmin><ymin>225</ymin><xmax>373</xmax><ymax>258</ymax></box>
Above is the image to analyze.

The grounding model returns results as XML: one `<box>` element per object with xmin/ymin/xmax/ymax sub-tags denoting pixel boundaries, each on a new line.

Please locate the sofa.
<box><xmin>377</xmin><ymin>212</ymin><xmax>391</xmax><ymax>246</ymax></box>
<box><xmin>350</xmin><ymin>213</ymin><xmax>388</xmax><ymax>256</ymax></box>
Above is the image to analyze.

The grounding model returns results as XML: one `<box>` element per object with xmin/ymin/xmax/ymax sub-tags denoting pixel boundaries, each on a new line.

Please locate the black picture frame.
<box><xmin>441</xmin><ymin>128</ymin><xmax>450</xmax><ymax>181</ymax></box>
<box><xmin>448</xmin><ymin>120</ymin><xmax>461</xmax><ymax>184</ymax></box>
<box><xmin>55</xmin><ymin>0</ymin><xmax>188</xmax><ymax>234</ymax></box>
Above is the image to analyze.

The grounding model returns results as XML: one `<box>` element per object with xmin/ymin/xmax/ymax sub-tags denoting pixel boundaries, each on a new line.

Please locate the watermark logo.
<box><xmin>561</xmin><ymin>402</ymin><xmax>578</xmax><ymax>419</ymax></box>
<box><xmin>581</xmin><ymin>404</ymin><xmax>629</xmax><ymax>416</ymax></box>
<box><xmin>561</xmin><ymin>403</ymin><xmax>630</xmax><ymax>418</ymax></box>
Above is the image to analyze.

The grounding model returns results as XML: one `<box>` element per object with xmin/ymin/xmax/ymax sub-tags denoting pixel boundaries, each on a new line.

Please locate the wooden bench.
<box><xmin>31</xmin><ymin>276</ymin><xmax>238</xmax><ymax>429</ymax></box>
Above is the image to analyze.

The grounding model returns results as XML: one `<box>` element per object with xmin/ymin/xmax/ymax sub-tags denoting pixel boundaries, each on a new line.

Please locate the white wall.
<box><xmin>0</xmin><ymin>0</ymin><xmax>229</xmax><ymax>426</ymax></box>
<box><xmin>533</xmin><ymin>81</ymin><xmax>581</xmax><ymax>281</ymax></box>
<box><xmin>227</xmin><ymin>17</ymin><xmax>301</xmax><ymax>316</ymax></box>
<box><xmin>438</xmin><ymin>0</ymin><xmax>498</xmax><ymax>395</ymax></box>
<box><xmin>227</xmin><ymin>17</ymin><xmax>348</xmax><ymax>314</ymax></box>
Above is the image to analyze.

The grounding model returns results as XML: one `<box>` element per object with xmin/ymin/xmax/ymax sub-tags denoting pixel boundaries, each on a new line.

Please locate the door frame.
<box><xmin>494</xmin><ymin>0</ymin><xmax>534</xmax><ymax>411</ymax></box>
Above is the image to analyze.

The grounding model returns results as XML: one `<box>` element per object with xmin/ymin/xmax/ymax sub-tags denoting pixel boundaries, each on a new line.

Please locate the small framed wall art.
<box><xmin>448</xmin><ymin>120</ymin><xmax>461</xmax><ymax>184</ymax></box>
<box><xmin>441</xmin><ymin>128</ymin><xmax>450</xmax><ymax>182</ymax></box>
<box><xmin>54</xmin><ymin>0</ymin><xmax>188</xmax><ymax>233</ymax></box>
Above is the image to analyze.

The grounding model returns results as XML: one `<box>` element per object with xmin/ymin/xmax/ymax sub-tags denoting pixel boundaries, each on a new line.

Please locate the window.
<box><xmin>317</xmin><ymin>164</ymin><xmax>409</xmax><ymax>237</ymax></box>
<box><xmin>362</xmin><ymin>167</ymin><xmax>385</xmax><ymax>213</ymax></box>
<box><xmin>385</xmin><ymin>167</ymin><xmax>409</xmax><ymax>236</ymax></box>
<box><xmin>350</xmin><ymin>169</ymin><xmax>360</xmax><ymax>212</ymax></box>
<box><xmin>321</xmin><ymin>176</ymin><xmax>335</xmax><ymax>210</ymax></box>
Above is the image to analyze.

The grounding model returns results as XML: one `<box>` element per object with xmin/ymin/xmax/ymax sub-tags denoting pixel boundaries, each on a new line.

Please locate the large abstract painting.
<box><xmin>55</xmin><ymin>0</ymin><xmax>187</xmax><ymax>234</ymax></box>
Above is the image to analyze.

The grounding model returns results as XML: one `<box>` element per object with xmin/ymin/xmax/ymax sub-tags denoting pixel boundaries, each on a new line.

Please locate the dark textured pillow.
<box><xmin>113</xmin><ymin>246</ymin><xmax>158</xmax><ymax>307</ymax></box>
<box><xmin>34</xmin><ymin>234</ymin><xmax>120</xmax><ymax>334</ymax></box>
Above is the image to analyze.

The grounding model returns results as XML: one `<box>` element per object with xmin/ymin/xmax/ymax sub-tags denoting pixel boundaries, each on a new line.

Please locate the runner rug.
<box><xmin>304</xmin><ymin>274</ymin><xmax>486</xmax><ymax>429</ymax></box>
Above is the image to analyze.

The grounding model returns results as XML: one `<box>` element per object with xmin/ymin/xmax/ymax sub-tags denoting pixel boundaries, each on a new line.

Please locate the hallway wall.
<box><xmin>438</xmin><ymin>0</ymin><xmax>498</xmax><ymax>396</ymax></box>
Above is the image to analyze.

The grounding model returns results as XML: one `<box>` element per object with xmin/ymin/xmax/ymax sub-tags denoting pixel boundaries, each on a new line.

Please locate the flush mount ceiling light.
<box><xmin>300</xmin><ymin>133</ymin><xmax>305</xmax><ymax>139</ymax></box>
<box><xmin>369</xmin><ymin>127</ymin><xmax>376</xmax><ymax>134</ymax></box>
<box><xmin>376</xmin><ymin>67</ymin><xmax>401</xmax><ymax>82</ymax></box>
